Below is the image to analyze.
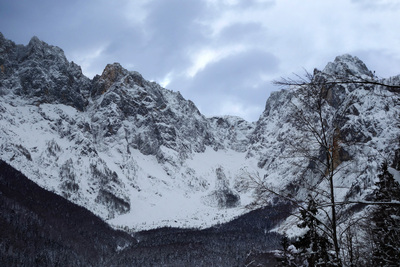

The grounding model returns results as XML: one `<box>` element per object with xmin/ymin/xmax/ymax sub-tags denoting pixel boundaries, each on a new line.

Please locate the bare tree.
<box><xmin>279</xmin><ymin>72</ymin><xmax>351</xmax><ymax>263</ymax></box>
<box><xmin>274</xmin><ymin>70</ymin><xmax>400</xmax><ymax>93</ymax></box>
<box><xmin>249</xmin><ymin>68</ymin><xmax>400</xmax><ymax>265</ymax></box>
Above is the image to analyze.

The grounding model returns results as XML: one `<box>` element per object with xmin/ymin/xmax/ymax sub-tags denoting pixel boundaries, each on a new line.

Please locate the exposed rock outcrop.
<box><xmin>0</xmin><ymin>33</ymin><xmax>398</xmax><ymax>231</ymax></box>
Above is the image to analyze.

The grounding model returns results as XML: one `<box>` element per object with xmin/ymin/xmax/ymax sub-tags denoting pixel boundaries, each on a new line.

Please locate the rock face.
<box><xmin>247</xmin><ymin>54</ymin><xmax>399</xmax><ymax>206</ymax></box>
<box><xmin>0</xmin><ymin>33</ymin><xmax>90</xmax><ymax>110</ymax></box>
<box><xmin>202</xmin><ymin>167</ymin><xmax>240</xmax><ymax>208</ymax></box>
<box><xmin>323</xmin><ymin>54</ymin><xmax>374</xmax><ymax>78</ymax></box>
<box><xmin>0</xmin><ymin>33</ymin><xmax>399</xmax><ymax>231</ymax></box>
<box><xmin>90</xmin><ymin>62</ymin><xmax>215</xmax><ymax>162</ymax></box>
<box><xmin>209</xmin><ymin>116</ymin><xmax>255</xmax><ymax>152</ymax></box>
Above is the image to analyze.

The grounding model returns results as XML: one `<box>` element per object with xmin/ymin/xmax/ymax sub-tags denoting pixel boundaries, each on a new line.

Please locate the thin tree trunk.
<box><xmin>330</xmin><ymin>172</ymin><xmax>340</xmax><ymax>263</ymax></box>
<box><xmin>328</xmin><ymin>148</ymin><xmax>341</xmax><ymax>265</ymax></box>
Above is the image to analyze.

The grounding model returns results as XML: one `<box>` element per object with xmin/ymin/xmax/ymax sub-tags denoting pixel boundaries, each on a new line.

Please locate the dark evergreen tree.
<box><xmin>276</xmin><ymin>235</ymin><xmax>298</xmax><ymax>267</ymax></box>
<box><xmin>294</xmin><ymin>195</ymin><xmax>335</xmax><ymax>266</ymax></box>
<box><xmin>371</xmin><ymin>162</ymin><xmax>400</xmax><ymax>266</ymax></box>
<box><xmin>276</xmin><ymin>196</ymin><xmax>336</xmax><ymax>266</ymax></box>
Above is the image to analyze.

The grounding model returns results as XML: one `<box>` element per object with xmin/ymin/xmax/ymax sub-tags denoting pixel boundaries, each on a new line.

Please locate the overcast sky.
<box><xmin>1</xmin><ymin>0</ymin><xmax>400</xmax><ymax>121</ymax></box>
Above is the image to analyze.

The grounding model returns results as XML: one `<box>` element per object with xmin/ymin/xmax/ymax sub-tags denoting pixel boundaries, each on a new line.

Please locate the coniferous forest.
<box><xmin>0</xmin><ymin>159</ymin><xmax>292</xmax><ymax>266</ymax></box>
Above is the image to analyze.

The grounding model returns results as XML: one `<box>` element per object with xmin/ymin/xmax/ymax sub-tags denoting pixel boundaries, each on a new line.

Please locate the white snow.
<box><xmin>389</xmin><ymin>167</ymin><xmax>400</xmax><ymax>184</ymax></box>
<box><xmin>1</xmin><ymin>55</ymin><xmax>399</xmax><ymax>236</ymax></box>
<box><xmin>0</xmin><ymin>96</ymin><xmax>261</xmax><ymax>231</ymax></box>
<box><xmin>108</xmin><ymin>147</ymin><xmax>257</xmax><ymax>231</ymax></box>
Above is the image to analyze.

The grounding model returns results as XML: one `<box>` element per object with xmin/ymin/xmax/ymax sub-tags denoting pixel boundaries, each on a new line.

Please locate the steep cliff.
<box><xmin>0</xmin><ymin>34</ymin><xmax>398</xmax><ymax>233</ymax></box>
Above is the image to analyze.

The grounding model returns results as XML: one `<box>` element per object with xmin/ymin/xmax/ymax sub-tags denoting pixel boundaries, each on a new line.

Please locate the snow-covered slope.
<box><xmin>0</xmin><ymin>33</ymin><xmax>260</xmax><ymax>230</ymax></box>
<box><xmin>0</xmin><ymin>34</ymin><xmax>399</xmax><ymax>232</ymax></box>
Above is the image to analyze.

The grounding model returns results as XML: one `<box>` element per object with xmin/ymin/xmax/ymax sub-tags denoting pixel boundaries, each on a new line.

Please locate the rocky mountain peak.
<box><xmin>1</xmin><ymin>33</ymin><xmax>398</xmax><ymax>235</ymax></box>
<box><xmin>24</xmin><ymin>36</ymin><xmax>66</xmax><ymax>64</ymax></box>
<box><xmin>91</xmin><ymin>63</ymin><xmax>127</xmax><ymax>97</ymax></box>
<box><xmin>101</xmin><ymin>63</ymin><xmax>128</xmax><ymax>82</ymax></box>
<box><xmin>28</xmin><ymin>35</ymin><xmax>42</xmax><ymax>46</ymax></box>
<box><xmin>91</xmin><ymin>63</ymin><xmax>147</xmax><ymax>98</ymax></box>
<box><xmin>0</xmin><ymin>32</ymin><xmax>14</xmax><ymax>51</ymax></box>
<box><xmin>323</xmin><ymin>54</ymin><xmax>373</xmax><ymax>78</ymax></box>
<box><xmin>0</xmin><ymin>34</ymin><xmax>90</xmax><ymax>110</ymax></box>
<box><xmin>262</xmin><ymin>89</ymin><xmax>292</xmax><ymax>117</ymax></box>
<box><xmin>0</xmin><ymin>34</ymin><xmax>17</xmax><ymax>77</ymax></box>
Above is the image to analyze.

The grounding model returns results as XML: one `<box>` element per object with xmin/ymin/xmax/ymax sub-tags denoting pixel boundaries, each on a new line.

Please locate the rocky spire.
<box><xmin>323</xmin><ymin>54</ymin><xmax>373</xmax><ymax>78</ymax></box>
<box><xmin>0</xmin><ymin>33</ymin><xmax>91</xmax><ymax>110</ymax></box>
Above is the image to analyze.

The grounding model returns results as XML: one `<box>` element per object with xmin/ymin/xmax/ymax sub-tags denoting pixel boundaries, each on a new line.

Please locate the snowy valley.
<box><xmin>1</xmin><ymin>32</ymin><xmax>399</xmax><ymax>266</ymax></box>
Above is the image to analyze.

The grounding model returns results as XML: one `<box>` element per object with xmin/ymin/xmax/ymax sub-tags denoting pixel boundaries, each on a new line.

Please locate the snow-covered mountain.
<box><xmin>0</xmin><ymin>33</ymin><xmax>399</xmax><ymax>232</ymax></box>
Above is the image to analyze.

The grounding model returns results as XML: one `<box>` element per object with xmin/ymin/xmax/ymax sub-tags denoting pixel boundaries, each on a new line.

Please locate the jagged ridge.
<box><xmin>0</xmin><ymin>33</ymin><xmax>399</xmax><ymax>232</ymax></box>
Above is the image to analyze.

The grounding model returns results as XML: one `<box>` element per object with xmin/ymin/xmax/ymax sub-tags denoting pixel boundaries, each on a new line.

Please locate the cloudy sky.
<box><xmin>1</xmin><ymin>0</ymin><xmax>400</xmax><ymax>121</ymax></box>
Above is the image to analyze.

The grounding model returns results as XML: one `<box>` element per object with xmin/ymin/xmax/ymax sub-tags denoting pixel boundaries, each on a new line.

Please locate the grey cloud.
<box><xmin>190</xmin><ymin>49</ymin><xmax>278</xmax><ymax>92</ymax></box>
<box><xmin>1</xmin><ymin>0</ymin><xmax>399</xmax><ymax>121</ymax></box>
<box><xmin>131</xmin><ymin>0</ymin><xmax>207</xmax><ymax>77</ymax></box>
<box><xmin>351</xmin><ymin>0</ymin><xmax>400</xmax><ymax>10</ymax></box>
<box><xmin>168</xmin><ymin>49</ymin><xmax>279</xmax><ymax>120</ymax></box>
<box><xmin>217</xmin><ymin>22</ymin><xmax>268</xmax><ymax>45</ymax></box>
<box><xmin>211</xmin><ymin>0</ymin><xmax>275</xmax><ymax>11</ymax></box>
<box><xmin>0</xmin><ymin>1</ymin><xmax>134</xmax><ymax>55</ymax></box>
<box><xmin>78</xmin><ymin>0</ymin><xmax>210</xmax><ymax>81</ymax></box>
<box><xmin>236</xmin><ymin>0</ymin><xmax>276</xmax><ymax>9</ymax></box>
<box><xmin>144</xmin><ymin>0</ymin><xmax>206</xmax><ymax>44</ymax></box>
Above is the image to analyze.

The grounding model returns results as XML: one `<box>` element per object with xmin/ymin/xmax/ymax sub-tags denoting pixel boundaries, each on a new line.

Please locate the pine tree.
<box><xmin>276</xmin><ymin>235</ymin><xmax>298</xmax><ymax>267</ymax></box>
<box><xmin>276</xmin><ymin>195</ymin><xmax>336</xmax><ymax>266</ymax></box>
<box><xmin>371</xmin><ymin>162</ymin><xmax>400</xmax><ymax>266</ymax></box>
<box><xmin>294</xmin><ymin>195</ymin><xmax>334</xmax><ymax>266</ymax></box>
